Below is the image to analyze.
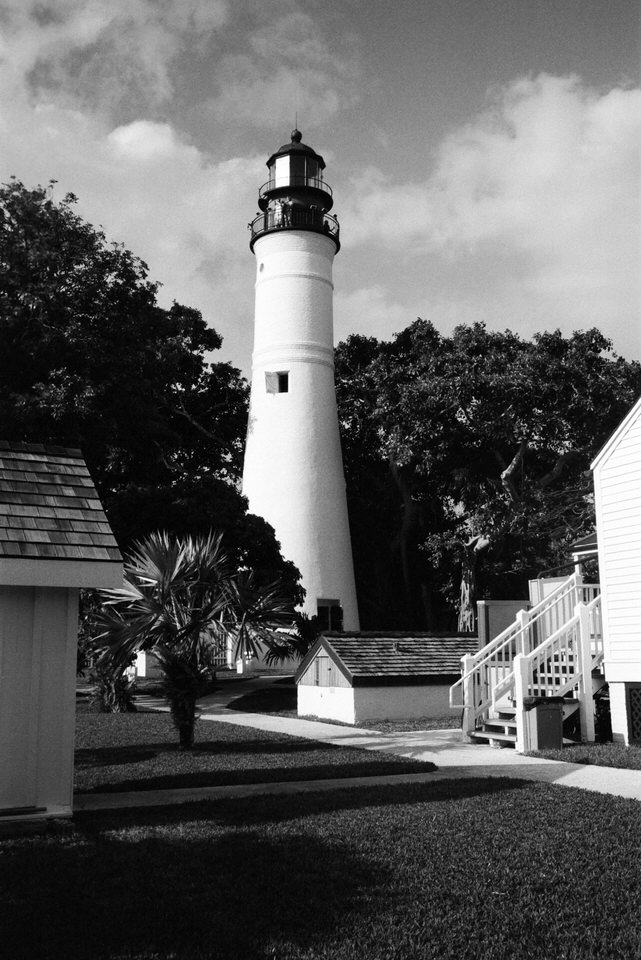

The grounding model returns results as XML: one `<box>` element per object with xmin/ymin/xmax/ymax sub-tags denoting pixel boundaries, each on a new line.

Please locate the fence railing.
<box><xmin>258</xmin><ymin>176</ymin><xmax>333</xmax><ymax>199</ymax></box>
<box><xmin>450</xmin><ymin>574</ymin><xmax>601</xmax><ymax>736</ymax></box>
<box><xmin>510</xmin><ymin>595</ymin><xmax>603</xmax><ymax>750</ymax></box>
<box><xmin>451</xmin><ymin>575</ymin><xmax>582</xmax><ymax>708</ymax></box>
<box><xmin>249</xmin><ymin>209</ymin><xmax>340</xmax><ymax>246</ymax></box>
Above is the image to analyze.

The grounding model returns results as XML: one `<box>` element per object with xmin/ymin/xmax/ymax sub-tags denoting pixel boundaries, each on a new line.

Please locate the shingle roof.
<box><xmin>0</xmin><ymin>441</ymin><xmax>121</xmax><ymax>563</ymax></box>
<box><xmin>297</xmin><ymin>633</ymin><xmax>479</xmax><ymax>686</ymax></box>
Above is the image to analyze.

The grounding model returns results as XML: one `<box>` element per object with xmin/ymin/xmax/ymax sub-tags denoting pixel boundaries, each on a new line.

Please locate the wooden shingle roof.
<box><xmin>0</xmin><ymin>441</ymin><xmax>121</xmax><ymax>563</ymax></box>
<box><xmin>296</xmin><ymin>633</ymin><xmax>479</xmax><ymax>687</ymax></box>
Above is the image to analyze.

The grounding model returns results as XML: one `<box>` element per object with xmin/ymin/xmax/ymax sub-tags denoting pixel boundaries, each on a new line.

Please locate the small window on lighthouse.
<box><xmin>277</xmin><ymin>372</ymin><xmax>289</xmax><ymax>393</ymax></box>
<box><xmin>265</xmin><ymin>371</ymin><xmax>289</xmax><ymax>393</ymax></box>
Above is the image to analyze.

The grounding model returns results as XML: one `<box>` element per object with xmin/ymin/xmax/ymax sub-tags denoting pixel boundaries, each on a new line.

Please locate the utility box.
<box><xmin>524</xmin><ymin>696</ymin><xmax>564</xmax><ymax>750</ymax></box>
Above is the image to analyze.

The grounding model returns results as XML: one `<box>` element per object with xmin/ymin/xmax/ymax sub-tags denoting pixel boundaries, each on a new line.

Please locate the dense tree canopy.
<box><xmin>335</xmin><ymin>320</ymin><xmax>641</xmax><ymax>631</ymax></box>
<box><xmin>0</xmin><ymin>178</ymin><xmax>300</xmax><ymax>597</ymax></box>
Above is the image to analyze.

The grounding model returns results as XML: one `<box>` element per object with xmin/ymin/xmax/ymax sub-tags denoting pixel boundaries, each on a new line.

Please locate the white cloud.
<box><xmin>0</xmin><ymin>0</ymin><xmax>229</xmax><ymax>114</ymax></box>
<box><xmin>341</xmin><ymin>74</ymin><xmax>641</xmax><ymax>356</ymax></box>
<box><xmin>108</xmin><ymin>121</ymin><xmax>188</xmax><ymax>160</ymax></box>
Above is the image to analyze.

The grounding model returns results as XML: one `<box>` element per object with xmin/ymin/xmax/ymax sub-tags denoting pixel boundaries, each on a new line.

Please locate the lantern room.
<box><xmin>249</xmin><ymin>129</ymin><xmax>339</xmax><ymax>251</ymax></box>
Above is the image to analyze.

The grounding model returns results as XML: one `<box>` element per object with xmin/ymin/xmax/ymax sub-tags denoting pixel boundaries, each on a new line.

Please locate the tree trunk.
<box><xmin>457</xmin><ymin>536</ymin><xmax>490</xmax><ymax>633</ymax></box>
<box><xmin>170</xmin><ymin>695</ymin><xmax>197</xmax><ymax>750</ymax></box>
<box><xmin>176</xmin><ymin>713</ymin><xmax>196</xmax><ymax>751</ymax></box>
<box><xmin>458</xmin><ymin>550</ymin><xmax>477</xmax><ymax>633</ymax></box>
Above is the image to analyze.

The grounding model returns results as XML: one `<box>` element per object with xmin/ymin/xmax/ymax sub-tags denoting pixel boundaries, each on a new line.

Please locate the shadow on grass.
<box><xmin>75</xmin><ymin>747</ymin><xmax>160</xmax><ymax>767</ymax></box>
<box><xmin>2</xmin><ymin>827</ymin><xmax>383</xmax><ymax>960</ymax></box>
<box><xmin>75</xmin><ymin>758</ymin><xmax>435</xmax><ymax>794</ymax></box>
<box><xmin>226</xmin><ymin>682</ymin><xmax>297</xmax><ymax>714</ymax></box>
<box><xmin>83</xmin><ymin>776</ymin><xmax>532</xmax><ymax>829</ymax></box>
<box><xmin>76</xmin><ymin>731</ymin><xmax>437</xmax><ymax>791</ymax></box>
<box><xmin>77</xmin><ymin>733</ymin><xmax>364</xmax><ymax>759</ymax></box>
<box><xmin>75</xmin><ymin>734</ymin><xmax>358</xmax><ymax>763</ymax></box>
<box><xmin>2</xmin><ymin>779</ymin><xmax>533</xmax><ymax>960</ymax></box>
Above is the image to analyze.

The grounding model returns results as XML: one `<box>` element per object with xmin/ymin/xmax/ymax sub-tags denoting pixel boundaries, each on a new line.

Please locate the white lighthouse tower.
<box><xmin>243</xmin><ymin>129</ymin><xmax>359</xmax><ymax>631</ymax></box>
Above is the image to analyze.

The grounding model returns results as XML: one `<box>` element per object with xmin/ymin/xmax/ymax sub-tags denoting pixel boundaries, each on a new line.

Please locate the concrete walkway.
<box><xmin>74</xmin><ymin>676</ymin><xmax>641</xmax><ymax>811</ymax></box>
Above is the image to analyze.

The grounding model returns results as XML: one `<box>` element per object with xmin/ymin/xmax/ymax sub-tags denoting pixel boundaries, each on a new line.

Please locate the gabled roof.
<box><xmin>591</xmin><ymin>395</ymin><xmax>641</xmax><ymax>471</ymax></box>
<box><xmin>0</xmin><ymin>441</ymin><xmax>121</xmax><ymax>563</ymax></box>
<box><xmin>295</xmin><ymin>633</ymin><xmax>478</xmax><ymax>687</ymax></box>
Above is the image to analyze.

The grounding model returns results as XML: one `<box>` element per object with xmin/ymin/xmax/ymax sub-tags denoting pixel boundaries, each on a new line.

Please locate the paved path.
<box><xmin>74</xmin><ymin>676</ymin><xmax>641</xmax><ymax>811</ymax></box>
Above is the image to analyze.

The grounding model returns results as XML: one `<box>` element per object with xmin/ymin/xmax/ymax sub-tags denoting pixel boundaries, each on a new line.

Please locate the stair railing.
<box><xmin>450</xmin><ymin>573</ymin><xmax>589</xmax><ymax>734</ymax></box>
<box><xmin>508</xmin><ymin>595</ymin><xmax>603</xmax><ymax>751</ymax></box>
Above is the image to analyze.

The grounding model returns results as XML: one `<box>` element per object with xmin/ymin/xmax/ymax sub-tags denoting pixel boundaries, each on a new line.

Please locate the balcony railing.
<box><xmin>249</xmin><ymin>209</ymin><xmax>340</xmax><ymax>248</ymax></box>
<box><xmin>258</xmin><ymin>176</ymin><xmax>333</xmax><ymax>201</ymax></box>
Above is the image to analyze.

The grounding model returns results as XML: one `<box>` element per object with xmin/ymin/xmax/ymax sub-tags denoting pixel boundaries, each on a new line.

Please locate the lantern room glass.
<box><xmin>270</xmin><ymin>154</ymin><xmax>322</xmax><ymax>190</ymax></box>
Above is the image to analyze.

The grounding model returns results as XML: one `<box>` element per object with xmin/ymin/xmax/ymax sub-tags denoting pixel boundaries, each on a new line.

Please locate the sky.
<box><xmin>1</xmin><ymin>0</ymin><xmax>639</xmax><ymax>374</ymax></box>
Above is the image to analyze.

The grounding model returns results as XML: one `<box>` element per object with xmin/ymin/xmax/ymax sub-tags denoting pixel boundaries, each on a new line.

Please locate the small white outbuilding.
<box><xmin>296</xmin><ymin>633</ymin><xmax>478</xmax><ymax>725</ymax></box>
<box><xmin>592</xmin><ymin>397</ymin><xmax>641</xmax><ymax>744</ymax></box>
<box><xmin>0</xmin><ymin>442</ymin><xmax>122</xmax><ymax>828</ymax></box>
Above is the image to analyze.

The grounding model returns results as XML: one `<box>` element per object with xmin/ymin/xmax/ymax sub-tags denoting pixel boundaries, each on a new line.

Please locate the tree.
<box><xmin>335</xmin><ymin>321</ymin><xmax>641</xmax><ymax>631</ymax></box>
<box><xmin>0</xmin><ymin>178</ymin><xmax>245</xmax><ymax>492</ymax></box>
<box><xmin>0</xmin><ymin>178</ymin><xmax>300</xmax><ymax>594</ymax></box>
<box><xmin>96</xmin><ymin>531</ymin><xmax>295</xmax><ymax>748</ymax></box>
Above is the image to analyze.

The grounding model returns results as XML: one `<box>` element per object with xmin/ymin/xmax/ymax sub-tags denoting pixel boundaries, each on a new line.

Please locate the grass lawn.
<box><xmin>226</xmin><ymin>677</ymin><xmax>462</xmax><ymax>732</ymax></box>
<box><xmin>3</xmin><ymin>779</ymin><xmax>641</xmax><ymax>959</ymax></box>
<box><xmin>530</xmin><ymin>741</ymin><xmax>641</xmax><ymax>771</ymax></box>
<box><xmin>74</xmin><ymin>709</ymin><xmax>434</xmax><ymax>794</ymax></box>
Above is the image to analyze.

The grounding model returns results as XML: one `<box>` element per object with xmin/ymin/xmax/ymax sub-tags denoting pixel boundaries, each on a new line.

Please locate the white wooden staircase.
<box><xmin>449</xmin><ymin>574</ymin><xmax>604</xmax><ymax>752</ymax></box>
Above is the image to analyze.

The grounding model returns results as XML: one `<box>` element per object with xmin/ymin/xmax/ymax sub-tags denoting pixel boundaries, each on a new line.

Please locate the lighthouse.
<box><xmin>243</xmin><ymin>130</ymin><xmax>359</xmax><ymax>631</ymax></box>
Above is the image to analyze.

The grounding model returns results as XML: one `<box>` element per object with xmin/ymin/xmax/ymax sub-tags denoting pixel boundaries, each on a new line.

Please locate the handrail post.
<box><xmin>514</xmin><ymin>653</ymin><xmax>529</xmax><ymax>753</ymax></box>
<box><xmin>577</xmin><ymin>602</ymin><xmax>595</xmax><ymax>743</ymax></box>
<box><xmin>515</xmin><ymin>608</ymin><xmax>530</xmax><ymax>655</ymax></box>
<box><xmin>461</xmin><ymin>654</ymin><xmax>476</xmax><ymax>739</ymax></box>
<box><xmin>573</xmin><ymin>569</ymin><xmax>584</xmax><ymax>605</ymax></box>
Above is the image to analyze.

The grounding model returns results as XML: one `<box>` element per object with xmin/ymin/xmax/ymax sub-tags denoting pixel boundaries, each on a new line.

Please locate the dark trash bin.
<box><xmin>523</xmin><ymin>696</ymin><xmax>564</xmax><ymax>750</ymax></box>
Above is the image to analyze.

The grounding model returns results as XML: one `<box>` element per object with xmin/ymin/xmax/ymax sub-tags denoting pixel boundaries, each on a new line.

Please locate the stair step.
<box><xmin>484</xmin><ymin>719</ymin><xmax>517</xmax><ymax>732</ymax></box>
<box><xmin>495</xmin><ymin>707</ymin><xmax>516</xmax><ymax>718</ymax></box>
<box><xmin>470</xmin><ymin>729</ymin><xmax>517</xmax><ymax>747</ymax></box>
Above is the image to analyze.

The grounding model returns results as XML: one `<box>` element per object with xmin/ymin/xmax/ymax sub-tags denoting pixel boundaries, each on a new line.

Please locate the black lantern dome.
<box><xmin>249</xmin><ymin>130</ymin><xmax>339</xmax><ymax>251</ymax></box>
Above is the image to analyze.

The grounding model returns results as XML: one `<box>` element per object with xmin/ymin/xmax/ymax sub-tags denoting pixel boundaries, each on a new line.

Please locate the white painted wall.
<box><xmin>298</xmin><ymin>684</ymin><xmax>355</xmax><ymax>723</ymax></box>
<box><xmin>298</xmin><ymin>682</ymin><xmax>455</xmax><ymax>724</ymax></box>
<box><xmin>243</xmin><ymin>230</ymin><xmax>359</xmax><ymax>629</ymax></box>
<box><xmin>608</xmin><ymin>681</ymin><xmax>629</xmax><ymax>744</ymax></box>
<box><xmin>0</xmin><ymin>586</ymin><xmax>79</xmax><ymax>819</ymax></box>
<box><xmin>353</xmin><ymin>684</ymin><xmax>453</xmax><ymax>722</ymax></box>
<box><xmin>593</xmin><ymin>398</ymin><xmax>641</xmax><ymax>744</ymax></box>
<box><xmin>593</xmin><ymin>399</ymin><xmax>641</xmax><ymax>683</ymax></box>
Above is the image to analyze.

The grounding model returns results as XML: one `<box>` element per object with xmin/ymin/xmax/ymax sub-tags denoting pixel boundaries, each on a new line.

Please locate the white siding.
<box><xmin>594</xmin><ymin>401</ymin><xmax>641</xmax><ymax>679</ymax></box>
<box><xmin>0</xmin><ymin>586</ymin><xmax>79</xmax><ymax>818</ymax></box>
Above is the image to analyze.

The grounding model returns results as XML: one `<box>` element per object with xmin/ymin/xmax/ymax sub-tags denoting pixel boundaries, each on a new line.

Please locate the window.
<box><xmin>317</xmin><ymin>599</ymin><xmax>343</xmax><ymax>632</ymax></box>
<box><xmin>265</xmin><ymin>371</ymin><xmax>289</xmax><ymax>393</ymax></box>
<box><xmin>290</xmin><ymin>155</ymin><xmax>305</xmax><ymax>183</ymax></box>
<box><xmin>277</xmin><ymin>372</ymin><xmax>289</xmax><ymax>393</ymax></box>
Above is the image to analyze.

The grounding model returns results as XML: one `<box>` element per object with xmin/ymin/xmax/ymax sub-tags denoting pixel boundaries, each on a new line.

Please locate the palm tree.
<box><xmin>95</xmin><ymin>530</ymin><xmax>294</xmax><ymax>749</ymax></box>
